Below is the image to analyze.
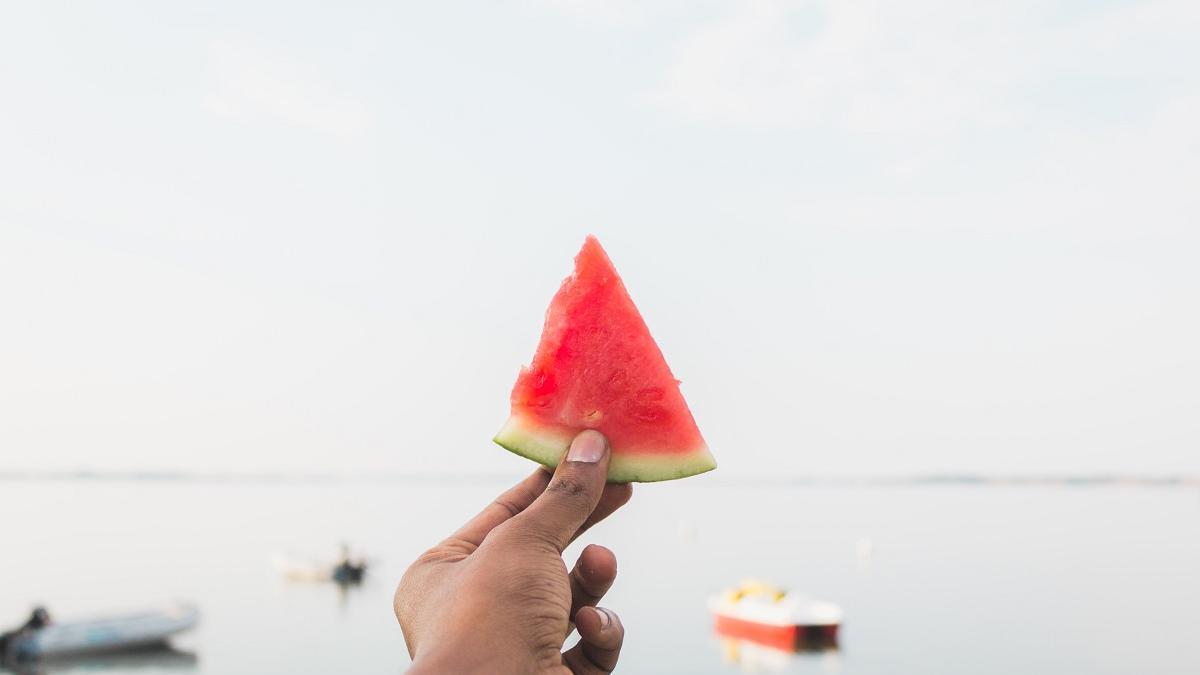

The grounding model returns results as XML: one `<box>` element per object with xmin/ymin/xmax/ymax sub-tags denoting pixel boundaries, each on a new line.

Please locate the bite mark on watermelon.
<box><xmin>494</xmin><ymin>236</ymin><xmax>716</xmax><ymax>483</ymax></box>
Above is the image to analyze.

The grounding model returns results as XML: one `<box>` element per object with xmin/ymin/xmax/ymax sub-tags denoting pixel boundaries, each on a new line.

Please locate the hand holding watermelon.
<box><xmin>397</xmin><ymin>430</ymin><xmax>633</xmax><ymax>674</ymax></box>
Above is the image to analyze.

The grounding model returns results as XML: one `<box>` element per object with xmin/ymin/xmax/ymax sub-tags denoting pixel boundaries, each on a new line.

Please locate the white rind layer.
<box><xmin>493</xmin><ymin>414</ymin><xmax>717</xmax><ymax>483</ymax></box>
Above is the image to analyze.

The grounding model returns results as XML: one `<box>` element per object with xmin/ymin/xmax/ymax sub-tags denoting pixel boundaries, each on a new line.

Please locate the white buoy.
<box><xmin>855</xmin><ymin>537</ymin><xmax>874</xmax><ymax>564</ymax></box>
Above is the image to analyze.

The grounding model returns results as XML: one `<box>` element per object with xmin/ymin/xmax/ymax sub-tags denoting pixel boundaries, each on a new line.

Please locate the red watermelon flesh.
<box><xmin>494</xmin><ymin>236</ymin><xmax>716</xmax><ymax>482</ymax></box>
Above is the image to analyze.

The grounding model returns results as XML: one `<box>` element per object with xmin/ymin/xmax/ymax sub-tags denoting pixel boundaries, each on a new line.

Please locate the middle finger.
<box><xmin>568</xmin><ymin>544</ymin><xmax>618</xmax><ymax>628</ymax></box>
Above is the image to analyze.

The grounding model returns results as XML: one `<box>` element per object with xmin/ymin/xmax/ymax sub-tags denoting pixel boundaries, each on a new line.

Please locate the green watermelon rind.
<box><xmin>493</xmin><ymin>415</ymin><xmax>717</xmax><ymax>483</ymax></box>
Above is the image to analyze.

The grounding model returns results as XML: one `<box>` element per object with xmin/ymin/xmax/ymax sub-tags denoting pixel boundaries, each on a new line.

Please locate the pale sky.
<box><xmin>2</xmin><ymin>0</ymin><xmax>1198</xmax><ymax>477</ymax></box>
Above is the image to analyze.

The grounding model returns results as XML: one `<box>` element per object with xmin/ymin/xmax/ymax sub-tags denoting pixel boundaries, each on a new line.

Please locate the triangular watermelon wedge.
<box><xmin>494</xmin><ymin>236</ymin><xmax>716</xmax><ymax>482</ymax></box>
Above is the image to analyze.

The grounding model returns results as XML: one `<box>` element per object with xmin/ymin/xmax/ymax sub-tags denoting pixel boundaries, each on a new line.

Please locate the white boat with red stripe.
<box><xmin>708</xmin><ymin>580</ymin><xmax>843</xmax><ymax>651</ymax></box>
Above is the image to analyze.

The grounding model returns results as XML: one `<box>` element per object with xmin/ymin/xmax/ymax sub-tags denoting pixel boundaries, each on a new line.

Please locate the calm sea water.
<box><xmin>1</xmin><ymin>479</ymin><xmax>1197</xmax><ymax>674</ymax></box>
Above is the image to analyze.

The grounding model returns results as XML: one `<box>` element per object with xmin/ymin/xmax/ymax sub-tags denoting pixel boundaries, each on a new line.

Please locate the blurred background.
<box><xmin>1</xmin><ymin>1</ymin><xmax>1197</xmax><ymax>673</ymax></box>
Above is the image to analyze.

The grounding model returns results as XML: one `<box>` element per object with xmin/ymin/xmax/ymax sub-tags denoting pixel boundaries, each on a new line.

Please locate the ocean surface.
<box><xmin>1</xmin><ymin>478</ymin><xmax>1197</xmax><ymax>674</ymax></box>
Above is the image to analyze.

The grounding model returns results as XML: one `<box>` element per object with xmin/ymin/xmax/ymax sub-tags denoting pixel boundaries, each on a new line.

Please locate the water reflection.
<box><xmin>716</xmin><ymin>630</ymin><xmax>840</xmax><ymax>674</ymax></box>
<box><xmin>2</xmin><ymin>646</ymin><xmax>197</xmax><ymax>674</ymax></box>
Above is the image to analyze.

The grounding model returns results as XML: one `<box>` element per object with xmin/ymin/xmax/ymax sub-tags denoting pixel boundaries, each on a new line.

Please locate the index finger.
<box><xmin>443</xmin><ymin>469</ymin><xmax>551</xmax><ymax>551</ymax></box>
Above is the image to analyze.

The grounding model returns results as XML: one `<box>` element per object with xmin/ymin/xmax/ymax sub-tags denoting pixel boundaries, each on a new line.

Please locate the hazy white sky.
<box><xmin>2</xmin><ymin>0</ymin><xmax>1197</xmax><ymax>476</ymax></box>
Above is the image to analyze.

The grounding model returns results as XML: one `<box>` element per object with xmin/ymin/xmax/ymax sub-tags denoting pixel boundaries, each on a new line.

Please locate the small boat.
<box><xmin>1</xmin><ymin>603</ymin><xmax>198</xmax><ymax>663</ymax></box>
<box><xmin>273</xmin><ymin>545</ymin><xmax>368</xmax><ymax>584</ymax></box>
<box><xmin>708</xmin><ymin>580</ymin><xmax>842</xmax><ymax>651</ymax></box>
<box><xmin>331</xmin><ymin>560</ymin><xmax>366</xmax><ymax>583</ymax></box>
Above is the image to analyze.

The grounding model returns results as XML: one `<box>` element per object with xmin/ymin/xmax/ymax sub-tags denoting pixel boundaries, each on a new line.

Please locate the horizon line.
<box><xmin>0</xmin><ymin>469</ymin><xmax>1196</xmax><ymax>488</ymax></box>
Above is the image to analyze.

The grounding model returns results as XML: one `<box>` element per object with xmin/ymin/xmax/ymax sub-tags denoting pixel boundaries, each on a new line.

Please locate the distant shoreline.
<box><xmin>0</xmin><ymin>469</ymin><xmax>1196</xmax><ymax>488</ymax></box>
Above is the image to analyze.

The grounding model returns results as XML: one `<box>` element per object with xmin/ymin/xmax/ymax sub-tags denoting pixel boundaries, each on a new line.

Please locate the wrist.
<box><xmin>408</xmin><ymin>645</ymin><xmax>532</xmax><ymax>675</ymax></box>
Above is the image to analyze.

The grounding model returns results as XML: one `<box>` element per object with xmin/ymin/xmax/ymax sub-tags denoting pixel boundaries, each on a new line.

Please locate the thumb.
<box><xmin>511</xmin><ymin>430</ymin><xmax>610</xmax><ymax>552</ymax></box>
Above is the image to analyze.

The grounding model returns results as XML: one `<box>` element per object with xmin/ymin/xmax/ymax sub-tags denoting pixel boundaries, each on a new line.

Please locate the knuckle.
<box><xmin>515</xmin><ymin>571</ymin><xmax>568</xmax><ymax>607</ymax></box>
<box><xmin>491</xmin><ymin>495</ymin><xmax>524</xmax><ymax>519</ymax></box>
<box><xmin>506</xmin><ymin>521</ymin><xmax>568</xmax><ymax>553</ymax></box>
<box><xmin>547</xmin><ymin>474</ymin><xmax>590</xmax><ymax>501</ymax></box>
<box><xmin>571</xmin><ymin>568</ymin><xmax>605</xmax><ymax>604</ymax></box>
<box><xmin>510</xmin><ymin>574</ymin><xmax>571</xmax><ymax>651</ymax></box>
<box><xmin>415</xmin><ymin>546</ymin><xmax>460</xmax><ymax>565</ymax></box>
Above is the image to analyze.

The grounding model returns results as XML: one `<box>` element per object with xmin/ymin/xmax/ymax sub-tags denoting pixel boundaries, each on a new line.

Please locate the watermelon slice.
<box><xmin>494</xmin><ymin>236</ymin><xmax>716</xmax><ymax>483</ymax></box>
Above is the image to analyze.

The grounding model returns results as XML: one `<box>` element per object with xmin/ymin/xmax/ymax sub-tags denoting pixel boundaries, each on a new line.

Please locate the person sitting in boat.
<box><xmin>0</xmin><ymin>607</ymin><xmax>52</xmax><ymax>664</ymax></box>
<box><xmin>332</xmin><ymin>543</ymin><xmax>366</xmax><ymax>584</ymax></box>
<box><xmin>394</xmin><ymin>430</ymin><xmax>630</xmax><ymax>674</ymax></box>
<box><xmin>23</xmin><ymin>608</ymin><xmax>51</xmax><ymax>631</ymax></box>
